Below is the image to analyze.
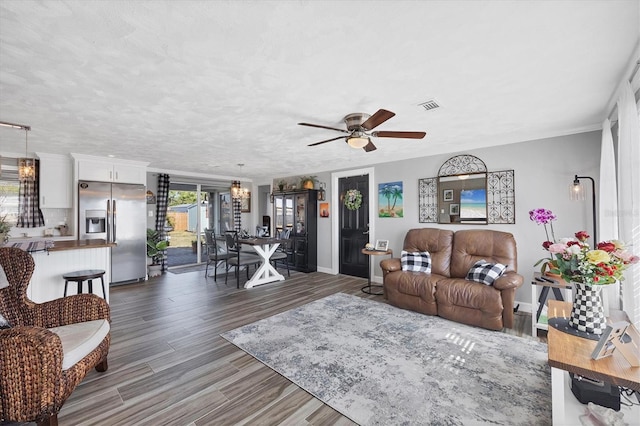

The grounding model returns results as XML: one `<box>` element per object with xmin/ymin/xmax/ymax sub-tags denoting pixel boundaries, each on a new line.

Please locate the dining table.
<box><xmin>237</xmin><ymin>237</ymin><xmax>287</xmax><ymax>288</ymax></box>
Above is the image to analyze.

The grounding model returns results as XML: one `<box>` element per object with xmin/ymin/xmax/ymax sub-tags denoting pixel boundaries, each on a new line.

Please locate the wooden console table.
<box><xmin>547</xmin><ymin>300</ymin><xmax>639</xmax><ymax>425</ymax></box>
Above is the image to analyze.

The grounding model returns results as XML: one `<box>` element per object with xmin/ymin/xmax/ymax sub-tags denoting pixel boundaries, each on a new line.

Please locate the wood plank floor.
<box><xmin>18</xmin><ymin>268</ymin><xmax>542</xmax><ymax>426</ymax></box>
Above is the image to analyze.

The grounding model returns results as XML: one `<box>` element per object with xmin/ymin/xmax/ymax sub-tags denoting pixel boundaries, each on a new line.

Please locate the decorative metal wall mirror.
<box><xmin>419</xmin><ymin>154</ymin><xmax>515</xmax><ymax>224</ymax></box>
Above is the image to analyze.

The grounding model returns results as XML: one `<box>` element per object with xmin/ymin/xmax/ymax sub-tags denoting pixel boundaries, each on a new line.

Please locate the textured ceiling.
<box><xmin>1</xmin><ymin>1</ymin><xmax>639</xmax><ymax>182</ymax></box>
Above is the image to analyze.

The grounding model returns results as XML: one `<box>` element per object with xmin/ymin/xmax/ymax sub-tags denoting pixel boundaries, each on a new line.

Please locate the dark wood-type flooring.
<box><xmin>11</xmin><ymin>267</ymin><xmax>543</xmax><ymax>426</ymax></box>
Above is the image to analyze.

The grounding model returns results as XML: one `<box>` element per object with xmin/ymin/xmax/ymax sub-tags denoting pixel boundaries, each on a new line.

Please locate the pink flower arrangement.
<box><xmin>530</xmin><ymin>208</ymin><xmax>639</xmax><ymax>284</ymax></box>
<box><xmin>546</xmin><ymin>231</ymin><xmax>638</xmax><ymax>285</ymax></box>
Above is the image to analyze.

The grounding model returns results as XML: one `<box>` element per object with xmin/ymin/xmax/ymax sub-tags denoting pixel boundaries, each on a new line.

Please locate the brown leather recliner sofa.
<box><xmin>380</xmin><ymin>228</ymin><xmax>523</xmax><ymax>330</ymax></box>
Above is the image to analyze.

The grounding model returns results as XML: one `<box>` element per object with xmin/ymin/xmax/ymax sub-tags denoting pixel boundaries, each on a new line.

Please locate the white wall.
<box><xmin>313</xmin><ymin>130</ymin><xmax>600</xmax><ymax>308</ymax></box>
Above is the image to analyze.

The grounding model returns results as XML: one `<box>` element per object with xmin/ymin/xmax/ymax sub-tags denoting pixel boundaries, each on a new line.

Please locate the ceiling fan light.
<box><xmin>347</xmin><ymin>136</ymin><xmax>370</xmax><ymax>149</ymax></box>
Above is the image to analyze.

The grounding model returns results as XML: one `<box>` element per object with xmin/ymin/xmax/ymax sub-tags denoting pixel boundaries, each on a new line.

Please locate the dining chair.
<box><xmin>224</xmin><ymin>231</ymin><xmax>262</xmax><ymax>288</ymax></box>
<box><xmin>270</xmin><ymin>228</ymin><xmax>291</xmax><ymax>277</ymax></box>
<box><xmin>204</xmin><ymin>229</ymin><xmax>231</xmax><ymax>281</ymax></box>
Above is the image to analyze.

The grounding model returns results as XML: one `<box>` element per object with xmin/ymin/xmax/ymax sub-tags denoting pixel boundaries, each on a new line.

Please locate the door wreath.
<box><xmin>344</xmin><ymin>189</ymin><xmax>363</xmax><ymax>210</ymax></box>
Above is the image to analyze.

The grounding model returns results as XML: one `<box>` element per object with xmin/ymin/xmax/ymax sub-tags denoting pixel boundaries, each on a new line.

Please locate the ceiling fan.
<box><xmin>298</xmin><ymin>109</ymin><xmax>426</xmax><ymax>152</ymax></box>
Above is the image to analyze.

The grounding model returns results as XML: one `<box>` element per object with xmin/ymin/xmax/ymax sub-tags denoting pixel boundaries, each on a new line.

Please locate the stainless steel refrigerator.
<box><xmin>78</xmin><ymin>180</ymin><xmax>147</xmax><ymax>284</ymax></box>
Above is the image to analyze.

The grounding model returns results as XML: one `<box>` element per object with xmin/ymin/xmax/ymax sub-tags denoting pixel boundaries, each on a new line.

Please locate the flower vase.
<box><xmin>569</xmin><ymin>282</ymin><xmax>606</xmax><ymax>335</ymax></box>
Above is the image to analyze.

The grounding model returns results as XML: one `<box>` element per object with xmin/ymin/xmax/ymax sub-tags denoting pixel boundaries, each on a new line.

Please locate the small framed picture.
<box><xmin>375</xmin><ymin>240</ymin><xmax>389</xmax><ymax>251</ymax></box>
<box><xmin>146</xmin><ymin>190</ymin><xmax>156</xmax><ymax>204</ymax></box>
<box><xmin>319</xmin><ymin>202</ymin><xmax>329</xmax><ymax>218</ymax></box>
<box><xmin>241</xmin><ymin>192</ymin><xmax>251</xmax><ymax>212</ymax></box>
<box><xmin>449</xmin><ymin>203</ymin><xmax>459</xmax><ymax>215</ymax></box>
<box><xmin>443</xmin><ymin>189</ymin><xmax>453</xmax><ymax>201</ymax></box>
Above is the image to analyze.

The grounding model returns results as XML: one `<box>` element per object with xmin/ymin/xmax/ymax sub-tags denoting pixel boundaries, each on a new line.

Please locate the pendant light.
<box><xmin>0</xmin><ymin>121</ymin><xmax>34</xmax><ymax>181</ymax></box>
<box><xmin>230</xmin><ymin>164</ymin><xmax>250</xmax><ymax>199</ymax></box>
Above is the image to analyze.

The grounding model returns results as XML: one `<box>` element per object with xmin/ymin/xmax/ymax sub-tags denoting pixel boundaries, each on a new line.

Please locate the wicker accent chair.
<box><xmin>0</xmin><ymin>247</ymin><xmax>111</xmax><ymax>426</ymax></box>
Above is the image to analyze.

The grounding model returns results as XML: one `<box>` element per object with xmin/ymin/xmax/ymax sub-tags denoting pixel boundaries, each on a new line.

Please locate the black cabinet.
<box><xmin>273</xmin><ymin>189</ymin><xmax>317</xmax><ymax>272</ymax></box>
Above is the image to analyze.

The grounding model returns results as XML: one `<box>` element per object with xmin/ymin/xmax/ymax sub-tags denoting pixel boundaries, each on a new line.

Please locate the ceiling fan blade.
<box><xmin>298</xmin><ymin>122</ymin><xmax>350</xmax><ymax>133</ymax></box>
<box><xmin>363</xmin><ymin>141</ymin><xmax>377</xmax><ymax>152</ymax></box>
<box><xmin>360</xmin><ymin>109</ymin><xmax>396</xmax><ymax>130</ymax></box>
<box><xmin>308</xmin><ymin>136</ymin><xmax>348</xmax><ymax>146</ymax></box>
<box><xmin>371</xmin><ymin>131</ymin><xmax>426</xmax><ymax>139</ymax></box>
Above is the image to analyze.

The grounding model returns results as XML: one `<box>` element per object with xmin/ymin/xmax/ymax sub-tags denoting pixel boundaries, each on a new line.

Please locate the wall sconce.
<box><xmin>0</xmin><ymin>121</ymin><xmax>34</xmax><ymax>182</ymax></box>
<box><xmin>571</xmin><ymin>174</ymin><xmax>597</xmax><ymax>244</ymax></box>
<box><xmin>317</xmin><ymin>182</ymin><xmax>326</xmax><ymax>201</ymax></box>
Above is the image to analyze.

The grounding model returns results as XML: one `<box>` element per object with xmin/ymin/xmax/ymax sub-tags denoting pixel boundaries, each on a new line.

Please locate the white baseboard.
<box><xmin>516</xmin><ymin>301</ymin><xmax>532</xmax><ymax>314</ymax></box>
<box><xmin>316</xmin><ymin>266</ymin><xmax>333</xmax><ymax>274</ymax></box>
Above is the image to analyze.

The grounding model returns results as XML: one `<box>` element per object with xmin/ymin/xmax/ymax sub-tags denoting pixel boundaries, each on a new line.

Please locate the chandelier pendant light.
<box><xmin>0</xmin><ymin>121</ymin><xmax>34</xmax><ymax>181</ymax></box>
<box><xmin>231</xmin><ymin>164</ymin><xmax>250</xmax><ymax>200</ymax></box>
<box><xmin>231</xmin><ymin>180</ymin><xmax>249</xmax><ymax>200</ymax></box>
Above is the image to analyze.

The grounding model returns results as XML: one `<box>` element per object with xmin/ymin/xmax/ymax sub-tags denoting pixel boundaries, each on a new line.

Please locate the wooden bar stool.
<box><xmin>63</xmin><ymin>269</ymin><xmax>106</xmax><ymax>298</ymax></box>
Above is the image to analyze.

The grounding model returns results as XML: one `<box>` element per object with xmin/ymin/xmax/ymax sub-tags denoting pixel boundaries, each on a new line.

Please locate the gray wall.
<box><xmin>314</xmin><ymin>130</ymin><xmax>600</xmax><ymax>309</ymax></box>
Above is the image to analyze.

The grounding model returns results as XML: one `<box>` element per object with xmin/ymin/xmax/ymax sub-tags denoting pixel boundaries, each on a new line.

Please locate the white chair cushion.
<box><xmin>48</xmin><ymin>319</ymin><xmax>110</xmax><ymax>370</ymax></box>
<box><xmin>0</xmin><ymin>265</ymin><xmax>8</xmax><ymax>289</ymax></box>
<box><xmin>0</xmin><ymin>265</ymin><xmax>10</xmax><ymax>328</ymax></box>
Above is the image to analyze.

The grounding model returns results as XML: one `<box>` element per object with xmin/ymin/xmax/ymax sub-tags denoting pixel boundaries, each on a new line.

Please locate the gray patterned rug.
<box><xmin>222</xmin><ymin>293</ymin><xmax>551</xmax><ymax>425</ymax></box>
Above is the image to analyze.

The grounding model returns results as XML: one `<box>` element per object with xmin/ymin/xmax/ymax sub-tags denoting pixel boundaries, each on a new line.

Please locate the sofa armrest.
<box><xmin>32</xmin><ymin>294</ymin><xmax>111</xmax><ymax>329</ymax></box>
<box><xmin>380</xmin><ymin>258</ymin><xmax>401</xmax><ymax>273</ymax></box>
<box><xmin>493</xmin><ymin>271</ymin><xmax>524</xmax><ymax>291</ymax></box>
<box><xmin>0</xmin><ymin>326</ymin><xmax>63</xmax><ymax>421</ymax></box>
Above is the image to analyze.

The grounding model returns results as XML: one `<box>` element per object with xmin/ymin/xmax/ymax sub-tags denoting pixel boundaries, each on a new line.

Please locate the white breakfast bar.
<box><xmin>17</xmin><ymin>239</ymin><xmax>116</xmax><ymax>303</ymax></box>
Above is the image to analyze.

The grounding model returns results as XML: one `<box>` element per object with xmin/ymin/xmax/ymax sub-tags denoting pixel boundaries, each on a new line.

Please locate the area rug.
<box><xmin>222</xmin><ymin>292</ymin><xmax>551</xmax><ymax>425</ymax></box>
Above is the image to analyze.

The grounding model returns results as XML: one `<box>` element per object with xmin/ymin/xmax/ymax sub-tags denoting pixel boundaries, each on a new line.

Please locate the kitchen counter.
<box><xmin>24</xmin><ymin>241</ymin><xmax>113</xmax><ymax>303</ymax></box>
<box><xmin>48</xmin><ymin>239</ymin><xmax>116</xmax><ymax>252</ymax></box>
<box><xmin>3</xmin><ymin>238</ymin><xmax>115</xmax><ymax>253</ymax></box>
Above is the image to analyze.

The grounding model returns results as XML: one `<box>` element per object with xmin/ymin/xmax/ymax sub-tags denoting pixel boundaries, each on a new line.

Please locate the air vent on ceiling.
<box><xmin>418</xmin><ymin>99</ymin><xmax>441</xmax><ymax>111</ymax></box>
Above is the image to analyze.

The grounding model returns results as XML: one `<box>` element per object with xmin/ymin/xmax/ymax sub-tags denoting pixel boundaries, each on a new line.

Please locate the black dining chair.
<box><xmin>270</xmin><ymin>228</ymin><xmax>291</xmax><ymax>277</ymax></box>
<box><xmin>224</xmin><ymin>231</ymin><xmax>262</xmax><ymax>288</ymax></box>
<box><xmin>204</xmin><ymin>229</ymin><xmax>231</xmax><ymax>281</ymax></box>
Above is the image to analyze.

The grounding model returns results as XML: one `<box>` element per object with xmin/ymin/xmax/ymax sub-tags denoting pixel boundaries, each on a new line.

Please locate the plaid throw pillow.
<box><xmin>401</xmin><ymin>250</ymin><xmax>432</xmax><ymax>273</ymax></box>
<box><xmin>466</xmin><ymin>260</ymin><xmax>507</xmax><ymax>286</ymax></box>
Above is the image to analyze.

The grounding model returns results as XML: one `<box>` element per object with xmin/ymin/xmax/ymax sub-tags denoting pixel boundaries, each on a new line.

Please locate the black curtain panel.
<box><xmin>155</xmin><ymin>174</ymin><xmax>170</xmax><ymax>269</ymax></box>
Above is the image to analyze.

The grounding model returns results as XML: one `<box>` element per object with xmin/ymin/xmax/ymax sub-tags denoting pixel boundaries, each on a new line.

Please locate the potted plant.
<box><xmin>277</xmin><ymin>180</ymin><xmax>286</xmax><ymax>192</ymax></box>
<box><xmin>191</xmin><ymin>236</ymin><xmax>204</xmax><ymax>252</ymax></box>
<box><xmin>147</xmin><ymin>228</ymin><xmax>169</xmax><ymax>277</ymax></box>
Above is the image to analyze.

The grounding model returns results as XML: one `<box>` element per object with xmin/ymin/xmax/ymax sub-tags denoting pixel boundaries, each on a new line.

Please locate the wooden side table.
<box><xmin>547</xmin><ymin>300</ymin><xmax>640</xmax><ymax>425</ymax></box>
<box><xmin>361</xmin><ymin>249</ymin><xmax>392</xmax><ymax>295</ymax></box>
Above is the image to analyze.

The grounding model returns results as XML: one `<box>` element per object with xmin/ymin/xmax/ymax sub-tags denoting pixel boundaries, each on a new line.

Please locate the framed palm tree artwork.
<box><xmin>378</xmin><ymin>181</ymin><xmax>403</xmax><ymax>218</ymax></box>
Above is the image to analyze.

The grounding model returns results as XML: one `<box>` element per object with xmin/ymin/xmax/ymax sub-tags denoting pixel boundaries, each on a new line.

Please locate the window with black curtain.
<box><xmin>0</xmin><ymin>156</ymin><xmax>20</xmax><ymax>228</ymax></box>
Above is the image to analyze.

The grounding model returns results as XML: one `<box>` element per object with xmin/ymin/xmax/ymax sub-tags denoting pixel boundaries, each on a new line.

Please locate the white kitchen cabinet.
<box><xmin>73</xmin><ymin>154</ymin><xmax>148</xmax><ymax>184</ymax></box>
<box><xmin>112</xmin><ymin>163</ymin><xmax>146</xmax><ymax>184</ymax></box>
<box><xmin>36</xmin><ymin>153</ymin><xmax>72</xmax><ymax>208</ymax></box>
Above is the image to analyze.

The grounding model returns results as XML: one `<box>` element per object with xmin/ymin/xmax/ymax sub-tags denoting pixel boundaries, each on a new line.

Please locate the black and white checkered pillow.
<box><xmin>466</xmin><ymin>260</ymin><xmax>507</xmax><ymax>286</ymax></box>
<box><xmin>401</xmin><ymin>250</ymin><xmax>432</xmax><ymax>273</ymax></box>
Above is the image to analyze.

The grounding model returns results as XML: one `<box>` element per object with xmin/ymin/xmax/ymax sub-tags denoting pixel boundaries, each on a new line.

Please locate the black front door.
<box><xmin>339</xmin><ymin>175</ymin><xmax>369</xmax><ymax>278</ymax></box>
